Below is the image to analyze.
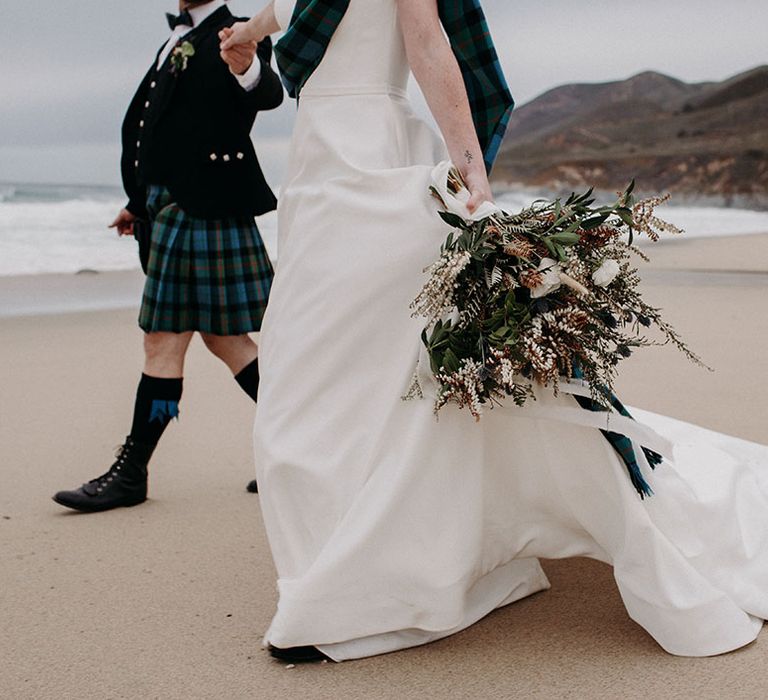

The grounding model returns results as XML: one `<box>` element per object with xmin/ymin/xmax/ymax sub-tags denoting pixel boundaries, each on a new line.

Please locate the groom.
<box><xmin>52</xmin><ymin>0</ymin><xmax>283</xmax><ymax>512</ymax></box>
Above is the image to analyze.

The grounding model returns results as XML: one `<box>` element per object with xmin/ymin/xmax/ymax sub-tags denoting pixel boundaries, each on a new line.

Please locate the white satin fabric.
<box><xmin>255</xmin><ymin>0</ymin><xmax>768</xmax><ymax>660</ymax></box>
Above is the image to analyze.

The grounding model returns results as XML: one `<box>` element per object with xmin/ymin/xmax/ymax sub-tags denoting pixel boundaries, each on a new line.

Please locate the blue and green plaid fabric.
<box><xmin>274</xmin><ymin>0</ymin><xmax>514</xmax><ymax>172</ymax></box>
<box><xmin>274</xmin><ymin>0</ymin><xmax>349</xmax><ymax>98</ymax></box>
<box><xmin>572</xmin><ymin>365</ymin><xmax>663</xmax><ymax>498</ymax></box>
<box><xmin>139</xmin><ymin>186</ymin><xmax>273</xmax><ymax>336</ymax></box>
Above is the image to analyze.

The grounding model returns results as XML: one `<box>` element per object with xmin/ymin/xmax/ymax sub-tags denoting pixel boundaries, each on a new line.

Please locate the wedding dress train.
<box><xmin>253</xmin><ymin>0</ymin><xmax>768</xmax><ymax>661</ymax></box>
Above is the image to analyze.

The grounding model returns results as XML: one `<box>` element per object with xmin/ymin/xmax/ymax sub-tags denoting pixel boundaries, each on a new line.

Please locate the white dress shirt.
<box><xmin>157</xmin><ymin>0</ymin><xmax>262</xmax><ymax>89</ymax></box>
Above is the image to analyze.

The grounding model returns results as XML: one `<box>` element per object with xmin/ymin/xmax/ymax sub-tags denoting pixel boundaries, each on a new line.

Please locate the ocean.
<box><xmin>0</xmin><ymin>182</ymin><xmax>279</xmax><ymax>277</ymax></box>
<box><xmin>2</xmin><ymin>181</ymin><xmax>768</xmax><ymax>278</ymax></box>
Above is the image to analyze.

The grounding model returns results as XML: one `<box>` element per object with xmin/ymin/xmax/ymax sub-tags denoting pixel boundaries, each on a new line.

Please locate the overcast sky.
<box><xmin>1</xmin><ymin>0</ymin><xmax>765</xmax><ymax>185</ymax></box>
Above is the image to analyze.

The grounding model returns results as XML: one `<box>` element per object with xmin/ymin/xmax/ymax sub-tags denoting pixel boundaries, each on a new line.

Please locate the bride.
<box><xmin>222</xmin><ymin>0</ymin><xmax>768</xmax><ymax>662</ymax></box>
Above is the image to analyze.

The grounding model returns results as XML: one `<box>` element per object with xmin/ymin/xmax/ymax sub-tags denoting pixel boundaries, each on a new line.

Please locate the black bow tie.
<box><xmin>166</xmin><ymin>10</ymin><xmax>194</xmax><ymax>31</ymax></box>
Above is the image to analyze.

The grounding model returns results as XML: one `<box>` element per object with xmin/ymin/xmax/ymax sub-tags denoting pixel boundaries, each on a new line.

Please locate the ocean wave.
<box><xmin>0</xmin><ymin>181</ymin><xmax>124</xmax><ymax>204</ymax></box>
<box><xmin>0</xmin><ymin>195</ymin><xmax>278</xmax><ymax>277</ymax></box>
<box><xmin>0</xmin><ymin>185</ymin><xmax>17</xmax><ymax>203</ymax></box>
<box><xmin>1</xmin><ymin>185</ymin><xmax>766</xmax><ymax>276</ymax></box>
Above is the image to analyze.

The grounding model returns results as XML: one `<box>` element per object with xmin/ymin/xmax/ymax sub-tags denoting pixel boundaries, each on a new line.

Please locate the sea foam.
<box><xmin>0</xmin><ymin>184</ymin><xmax>278</xmax><ymax>276</ymax></box>
<box><xmin>0</xmin><ymin>183</ymin><xmax>765</xmax><ymax>277</ymax></box>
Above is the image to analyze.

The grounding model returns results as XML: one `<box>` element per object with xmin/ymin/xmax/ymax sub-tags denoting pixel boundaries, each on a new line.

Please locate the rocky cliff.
<box><xmin>493</xmin><ymin>66</ymin><xmax>768</xmax><ymax>208</ymax></box>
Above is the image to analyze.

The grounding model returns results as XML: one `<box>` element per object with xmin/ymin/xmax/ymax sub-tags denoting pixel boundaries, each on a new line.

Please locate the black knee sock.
<box><xmin>234</xmin><ymin>358</ymin><xmax>260</xmax><ymax>404</ymax></box>
<box><xmin>129</xmin><ymin>374</ymin><xmax>184</xmax><ymax>447</ymax></box>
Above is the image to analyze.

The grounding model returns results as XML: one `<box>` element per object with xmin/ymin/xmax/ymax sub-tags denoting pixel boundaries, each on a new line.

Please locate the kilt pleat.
<box><xmin>139</xmin><ymin>186</ymin><xmax>273</xmax><ymax>335</ymax></box>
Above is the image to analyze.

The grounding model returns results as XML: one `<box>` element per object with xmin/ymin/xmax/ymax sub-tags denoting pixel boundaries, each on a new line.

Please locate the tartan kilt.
<box><xmin>139</xmin><ymin>186</ymin><xmax>273</xmax><ymax>335</ymax></box>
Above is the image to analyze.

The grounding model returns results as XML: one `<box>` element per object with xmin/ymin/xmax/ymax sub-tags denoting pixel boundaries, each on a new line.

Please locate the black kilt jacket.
<box><xmin>121</xmin><ymin>5</ymin><xmax>284</xmax><ymax>220</ymax></box>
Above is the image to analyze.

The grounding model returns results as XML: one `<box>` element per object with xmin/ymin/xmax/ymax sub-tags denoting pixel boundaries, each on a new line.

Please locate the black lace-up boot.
<box><xmin>52</xmin><ymin>437</ymin><xmax>154</xmax><ymax>513</ymax></box>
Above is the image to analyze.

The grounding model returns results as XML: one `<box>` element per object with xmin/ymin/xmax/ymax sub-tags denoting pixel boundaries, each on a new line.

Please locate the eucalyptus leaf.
<box><xmin>581</xmin><ymin>214</ymin><xmax>608</xmax><ymax>230</ymax></box>
<box><xmin>549</xmin><ymin>231</ymin><xmax>581</xmax><ymax>245</ymax></box>
<box><xmin>438</xmin><ymin>211</ymin><xmax>468</xmax><ymax>230</ymax></box>
<box><xmin>616</xmin><ymin>207</ymin><xmax>634</xmax><ymax>227</ymax></box>
<box><xmin>443</xmin><ymin>349</ymin><xmax>461</xmax><ymax>374</ymax></box>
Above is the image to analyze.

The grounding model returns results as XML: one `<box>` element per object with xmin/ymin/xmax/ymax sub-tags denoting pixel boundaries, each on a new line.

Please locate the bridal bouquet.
<box><xmin>407</xmin><ymin>162</ymin><xmax>704</xmax><ymax>420</ymax></box>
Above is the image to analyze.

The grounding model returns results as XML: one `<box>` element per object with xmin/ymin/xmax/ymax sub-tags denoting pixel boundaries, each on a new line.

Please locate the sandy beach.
<box><xmin>1</xmin><ymin>233</ymin><xmax>767</xmax><ymax>699</ymax></box>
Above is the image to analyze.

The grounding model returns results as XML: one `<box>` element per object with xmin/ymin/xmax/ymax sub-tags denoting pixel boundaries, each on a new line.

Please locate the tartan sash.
<box><xmin>274</xmin><ymin>0</ymin><xmax>349</xmax><ymax>98</ymax></box>
<box><xmin>274</xmin><ymin>0</ymin><xmax>514</xmax><ymax>172</ymax></box>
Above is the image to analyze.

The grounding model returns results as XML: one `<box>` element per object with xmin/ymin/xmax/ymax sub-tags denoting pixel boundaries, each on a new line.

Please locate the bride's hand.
<box><xmin>221</xmin><ymin>2</ymin><xmax>279</xmax><ymax>48</ymax></box>
<box><xmin>219</xmin><ymin>21</ymin><xmax>263</xmax><ymax>49</ymax></box>
<box><xmin>462</xmin><ymin>168</ymin><xmax>494</xmax><ymax>214</ymax></box>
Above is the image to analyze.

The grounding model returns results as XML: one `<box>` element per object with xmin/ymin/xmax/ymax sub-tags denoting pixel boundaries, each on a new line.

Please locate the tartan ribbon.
<box><xmin>571</xmin><ymin>365</ymin><xmax>663</xmax><ymax>498</ymax></box>
<box><xmin>274</xmin><ymin>0</ymin><xmax>514</xmax><ymax>172</ymax></box>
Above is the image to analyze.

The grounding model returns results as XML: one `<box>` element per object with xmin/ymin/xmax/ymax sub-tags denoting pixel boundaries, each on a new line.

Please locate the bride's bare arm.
<box><xmin>396</xmin><ymin>0</ymin><xmax>491</xmax><ymax>210</ymax></box>
<box><xmin>220</xmin><ymin>1</ymin><xmax>280</xmax><ymax>47</ymax></box>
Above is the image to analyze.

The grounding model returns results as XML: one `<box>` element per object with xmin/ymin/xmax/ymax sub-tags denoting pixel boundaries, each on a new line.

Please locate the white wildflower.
<box><xmin>592</xmin><ymin>259</ymin><xmax>621</xmax><ymax>288</ymax></box>
<box><xmin>411</xmin><ymin>250</ymin><xmax>471</xmax><ymax>324</ymax></box>
<box><xmin>529</xmin><ymin>257</ymin><xmax>562</xmax><ymax>298</ymax></box>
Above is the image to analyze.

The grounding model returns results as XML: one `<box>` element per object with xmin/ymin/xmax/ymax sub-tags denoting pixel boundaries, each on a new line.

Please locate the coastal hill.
<box><xmin>493</xmin><ymin>66</ymin><xmax>768</xmax><ymax>208</ymax></box>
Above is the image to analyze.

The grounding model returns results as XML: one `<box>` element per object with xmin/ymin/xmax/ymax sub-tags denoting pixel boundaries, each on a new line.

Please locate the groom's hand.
<box><xmin>109</xmin><ymin>208</ymin><xmax>136</xmax><ymax>237</ymax></box>
<box><xmin>219</xmin><ymin>28</ymin><xmax>258</xmax><ymax>75</ymax></box>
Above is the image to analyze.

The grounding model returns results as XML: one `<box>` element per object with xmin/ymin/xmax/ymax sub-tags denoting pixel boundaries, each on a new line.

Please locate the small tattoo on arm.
<box><xmin>464</xmin><ymin>150</ymin><xmax>474</xmax><ymax>164</ymax></box>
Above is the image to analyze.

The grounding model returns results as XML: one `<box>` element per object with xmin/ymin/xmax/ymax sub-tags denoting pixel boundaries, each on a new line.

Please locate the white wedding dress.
<box><xmin>254</xmin><ymin>0</ymin><xmax>768</xmax><ymax>661</ymax></box>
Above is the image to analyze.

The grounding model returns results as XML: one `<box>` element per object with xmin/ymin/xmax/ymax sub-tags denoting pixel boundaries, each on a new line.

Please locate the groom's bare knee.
<box><xmin>143</xmin><ymin>331</ymin><xmax>193</xmax><ymax>377</ymax></box>
<box><xmin>200</xmin><ymin>333</ymin><xmax>258</xmax><ymax>373</ymax></box>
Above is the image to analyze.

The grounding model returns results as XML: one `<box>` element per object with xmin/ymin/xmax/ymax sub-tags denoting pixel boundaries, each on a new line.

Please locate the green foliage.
<box><xmin>438</xmin><ymin>211</ymin><xmax>469</xmax><ymax>230</ymax></box>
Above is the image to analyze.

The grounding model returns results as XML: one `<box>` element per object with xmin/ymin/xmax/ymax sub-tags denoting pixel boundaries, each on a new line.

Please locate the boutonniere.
<box><xmin>170</xmin><ymin>41</ymin><xmax>195</xmax><ymax>74</ymax></box>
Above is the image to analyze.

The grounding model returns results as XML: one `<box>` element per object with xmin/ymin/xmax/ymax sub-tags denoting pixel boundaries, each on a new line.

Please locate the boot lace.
<box><xmin>88</xmin><ymin>442</ymin><xmax>133</xmax><ymax>493</ymax></box>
